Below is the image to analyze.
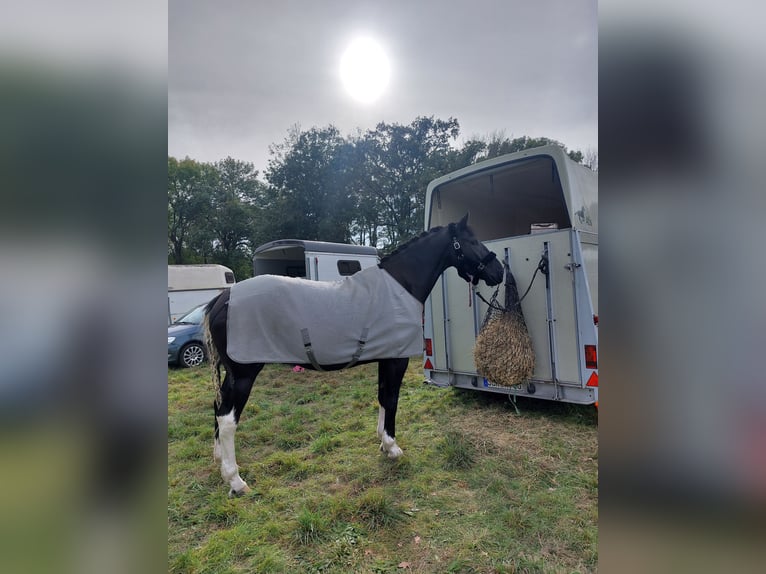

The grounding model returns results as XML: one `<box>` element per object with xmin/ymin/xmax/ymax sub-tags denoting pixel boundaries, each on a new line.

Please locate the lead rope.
<box><xmin>473</xmin><ymin>254</ymin><xmax>547</xmax><ymax>316</ymax></box>
<box><xmin>508</xmin><ymin>393</ymin><xmax>521</xmax><ymax>416</ymax></box>
<box><xmin>518</xmin><ymin>254</ymin><xmax>548</xmax><ymax>303</ymax></box>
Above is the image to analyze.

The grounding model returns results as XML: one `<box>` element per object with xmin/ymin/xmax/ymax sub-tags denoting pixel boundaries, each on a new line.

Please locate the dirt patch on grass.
<box><xmin>449</xmin><ymin>401</ymin><xmax>597</xmax><ymax>462</ymax></box>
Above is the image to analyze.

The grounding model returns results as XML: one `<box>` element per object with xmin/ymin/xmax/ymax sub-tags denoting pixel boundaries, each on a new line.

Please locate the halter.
<box><xmin>449</xmin><ymin>223</ymin><xmax>497</xmax><ymax>285</ymax></box>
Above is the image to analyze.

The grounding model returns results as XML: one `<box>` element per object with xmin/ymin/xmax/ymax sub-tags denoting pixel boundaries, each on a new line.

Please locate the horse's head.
<box><xmin>449</xmin><ymin>213</ymin><xmax>504</xmax><ymax>287</ymax></box>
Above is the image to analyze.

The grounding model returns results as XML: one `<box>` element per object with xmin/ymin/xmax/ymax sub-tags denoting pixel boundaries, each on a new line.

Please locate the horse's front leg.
<box><xmin>377</xmin><ymin>358</ymin><xmax>409</xmax><ymax>459</ymax></box>
<box><xmin>215</xmin><ymin>364</ymin><xmax>261</xmax><ymax>496</ymax></box>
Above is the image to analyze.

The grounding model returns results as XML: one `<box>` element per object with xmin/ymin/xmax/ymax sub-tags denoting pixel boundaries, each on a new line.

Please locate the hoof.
<box><xmin>228</xmin><ymin>484</ymin><xmax>251</xmax><ymax>498</ymax></box>
<box><xmin>387</xmin><ymin>445</ymin><xmax>404</xmax><ymax>459</ymax></box>
<box><xmin>380</xmin><ymin>441</ymin><xmax>404</xmax><ymax>459</ymax></box>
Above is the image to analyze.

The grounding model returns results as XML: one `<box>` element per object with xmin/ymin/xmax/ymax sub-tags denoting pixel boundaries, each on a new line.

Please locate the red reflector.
<box><xmin>424</xmin><ymin>338</ymin><xmax>433</xmax><ymax>356</ymax></box>
<box><xmin>586</xmin><ymin>371</ymin><xmax>598</xmax><ymax>387</ymax></box>
<box><xmin>584</xmin><ymin>345</ymin><xmax>597</xmax><ymax>369</ymax></box>
<box><xmin>424</xmin><ymin>358</ymin><xmax>434</xmax><ymax>370</ymax></box>
<box><xmin>593</xmin><ymin>314</ymin><xmax>598</xmax><ymax>326</ymax></box>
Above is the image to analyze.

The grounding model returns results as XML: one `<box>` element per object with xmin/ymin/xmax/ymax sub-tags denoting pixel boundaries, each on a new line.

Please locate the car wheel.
<box><xmin>180</xmin><ymin>342</ymin><xmax>206</xmax><ymax>368</ymax></box>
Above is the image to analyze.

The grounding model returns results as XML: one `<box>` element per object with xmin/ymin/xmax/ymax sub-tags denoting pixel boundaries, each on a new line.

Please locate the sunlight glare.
<box><xmin>340</xmin><ymin>37</ymin><xmax>390</xmax><ymax>103</ymax></box>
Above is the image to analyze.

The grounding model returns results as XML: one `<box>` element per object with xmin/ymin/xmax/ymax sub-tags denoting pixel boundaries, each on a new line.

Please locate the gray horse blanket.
<box><xmin>226</xmin><ymin>266</ymin><xmax>423</xmax><ymax>365</ymax></box>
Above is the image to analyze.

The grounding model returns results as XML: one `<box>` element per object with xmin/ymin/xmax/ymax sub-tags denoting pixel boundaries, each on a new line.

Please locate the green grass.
<box><xmin>437</xmin><ymin>430</ymin><xmax>477</xmax><ymax>470</ymax></box>
<box><xmin>169</xmin><ymin>362</ymin><xmax>598</xmax><ymax>573</ymax></box>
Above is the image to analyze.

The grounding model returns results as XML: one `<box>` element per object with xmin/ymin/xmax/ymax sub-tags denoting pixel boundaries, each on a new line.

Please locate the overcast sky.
<box><xmin>169</xmin><ymin>0</ymin><xmax>597</xmax><ymax>174</ymax></box>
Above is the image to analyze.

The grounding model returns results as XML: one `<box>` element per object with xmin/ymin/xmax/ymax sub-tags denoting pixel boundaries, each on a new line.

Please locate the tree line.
<box><xmin>168</xmin><ymin>116</ymin><xmax>596</xmax><ymax>280</ymax></box>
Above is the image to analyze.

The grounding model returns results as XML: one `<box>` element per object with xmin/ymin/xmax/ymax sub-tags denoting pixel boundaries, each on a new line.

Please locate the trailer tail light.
<box><xmin>584</xmin><ymin>345</ymin><xmax>597</xmax><ymax>369</ymax></box>
<box><xmin>423</xmin><ymin>338</ymin><xmax>434</xmax><ymax>370</ymax></box>
<box><xmin>593</xmin><ymin>314</ymin><xmax>598</xmax><ymax>326</ymax></box>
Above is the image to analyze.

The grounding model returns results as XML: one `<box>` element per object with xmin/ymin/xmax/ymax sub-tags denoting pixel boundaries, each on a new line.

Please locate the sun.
<box><xmin>340</xmin><ymin>37</ymin><xmax>390</xmax><ymax>103</ymax></box>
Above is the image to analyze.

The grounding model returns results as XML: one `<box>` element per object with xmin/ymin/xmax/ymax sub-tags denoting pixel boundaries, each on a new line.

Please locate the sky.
<box><xmin>169</xmin><ymin>0</ymin><xmax>597</xmax><ymax>174</ymax></box>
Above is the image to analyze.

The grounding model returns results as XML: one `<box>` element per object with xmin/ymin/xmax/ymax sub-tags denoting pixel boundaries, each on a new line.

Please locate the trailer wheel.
<box><xmin>180</xmin><ymin>342</ymin><xmax>206</xmax><ymax>368</ymax></box>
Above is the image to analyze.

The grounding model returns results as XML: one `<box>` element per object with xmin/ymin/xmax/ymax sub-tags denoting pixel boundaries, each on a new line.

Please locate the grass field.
<box><xmin>168</xmin><ymin>361</ymin><xmax>598</xmax><ymax>573</ymax></box>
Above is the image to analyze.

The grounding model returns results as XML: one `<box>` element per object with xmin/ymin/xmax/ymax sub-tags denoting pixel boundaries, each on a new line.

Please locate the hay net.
<box><xmin>473</xmin><ymin>261</ymin><xmax>535</xmax><ymax>388</ymax></box>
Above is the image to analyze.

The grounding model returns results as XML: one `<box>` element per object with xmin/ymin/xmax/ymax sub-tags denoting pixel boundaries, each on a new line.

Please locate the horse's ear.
<box><xmin>458</xmin><ymin>212</ymin><xmax>469</xmax><ymax>229</ymax></box>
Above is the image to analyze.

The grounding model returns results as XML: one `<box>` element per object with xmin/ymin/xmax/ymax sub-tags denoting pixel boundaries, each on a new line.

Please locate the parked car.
<box><xmin>168</xmin><ymin>304</ymin><xmax>208</xmax><ymax>368</ymax></box>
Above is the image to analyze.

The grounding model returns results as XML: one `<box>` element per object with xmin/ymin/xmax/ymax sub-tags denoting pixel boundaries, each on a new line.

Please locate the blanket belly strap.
<box><xmin>347</xmin><ymin>327</ymin><xmax>370</xmax><ymax>368</ymax></box>
<box><xmin>300</xmin><ymin>327</ymin><xmax>370</xmax><ymax>371</ymax></box>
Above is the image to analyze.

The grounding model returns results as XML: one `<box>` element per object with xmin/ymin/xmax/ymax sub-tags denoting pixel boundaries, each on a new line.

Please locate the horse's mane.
<box><xmin>379</xmin><ymin>225</ymin><xmax>445</xmax><ymax>264</ymax></box>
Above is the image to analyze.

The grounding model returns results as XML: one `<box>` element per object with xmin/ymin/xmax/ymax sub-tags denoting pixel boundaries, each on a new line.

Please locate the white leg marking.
<box><xmin>377</xmin><ymin>406</ymin><xmax>403</xmax><ymax>458</ymax></box>
<box><xmin>213</xmin><ymin>437</ymin><xmax>222</xmax><ymax>462</ymax></box>
<box><xmin>216</xmin><ymin>410</ymin><xmax>249</xmax><ymax>494</ymax></box>
<box><xmin>377</xmin><ymin>406</ymin><xmax>386</xmax><ymax>439</ymax></box>
<box><xmin>380</xmin><ymin>431</ymin><xmax>403</xmax><ymax>459</ymax></box>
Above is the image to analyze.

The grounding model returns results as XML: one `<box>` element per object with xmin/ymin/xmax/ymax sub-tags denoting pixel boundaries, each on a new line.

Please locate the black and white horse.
<box><xmin>203</xmin><ymin>214</ymin><xmax>503</xmax><ymax>495</ymax></box>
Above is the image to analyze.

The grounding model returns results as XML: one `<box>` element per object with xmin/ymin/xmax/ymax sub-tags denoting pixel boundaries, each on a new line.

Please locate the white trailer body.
<box><xmin>167</xmin><ymin>264</ymin><xmax>235</xmax><ymax>324</ymax></box>
<box><xmin>253</xmin><ymin>240</ymin><xmax>379</xmax><ymax>282</ymax></box>
<box><xmin>423</xmin><ymin>145</ymin><xmax>598</xmax><ymax>405</ymax></box>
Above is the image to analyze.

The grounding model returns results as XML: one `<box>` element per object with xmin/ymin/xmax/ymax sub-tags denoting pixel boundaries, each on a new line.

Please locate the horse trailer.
<box><xmin>422</xmin><ymin>145</ymin><xmax>598</xmax><ymax>405</ymax></box>
<box><xmin>168</xmin><ymin>264</ymin><xmax>235</xmax><ymax>324</ymax></box>
<box><xmin>253</xmin><ymin>239</ymin><xmax>379</xmax><ymax>282</ymax></box>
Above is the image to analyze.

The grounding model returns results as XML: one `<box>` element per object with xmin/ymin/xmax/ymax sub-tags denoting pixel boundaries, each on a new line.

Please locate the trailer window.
<box><xmin>337</xmin><ymin>260</ymin><xmax>362</xmax><ymax>276</ymax></box>
<box><xmin>224</xmin><ymin>272</ymin><xmax>235</xmax><ymax>284</ymax></box>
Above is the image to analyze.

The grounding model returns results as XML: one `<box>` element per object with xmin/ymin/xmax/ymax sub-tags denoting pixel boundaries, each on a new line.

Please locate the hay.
<box><xmin>474</xmin><ymin>311</ymin><xmax>535</xmax><ymax>388</ymax></box>
<box><xmin>473</xmin><ymin>263</ymin><xmax>535</xmax><ymax>388</ymax></box>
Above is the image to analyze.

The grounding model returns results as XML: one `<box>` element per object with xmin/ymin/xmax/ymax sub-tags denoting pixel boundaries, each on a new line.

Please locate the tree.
<box><xmin>469</xmin><ymin>132</ymin><xmax>585</xmax><ymax>164</ymax></box>
<box><xmin>169</xmin><ymin>117</ymin><xmax>594</xmax><ymax>269</ymax></box>
<box><xmin>354</xmin><ymin>116</ymin><xmax>460</xmax><ymax>249</ymax></box>
<box><xmin>208</xmin><ymin>157</ymin><xmax>265</xmax><ymax>279</ymax></box>
<box><xmin>167</xmin><ymin>157</ymin><xmax>215</xmax><ymax>264</ymax></box>
<box><xmin>264</xmin><ymin>126</ymin><xmax>356</xmax><ymax>243</ymax></box>
<box><xmin>445</xmin><ymin>138</ymin><xmax>488</xmax><ymax>172</ymax></box>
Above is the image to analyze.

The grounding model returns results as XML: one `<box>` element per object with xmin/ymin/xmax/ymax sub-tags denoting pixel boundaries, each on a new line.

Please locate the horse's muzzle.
<box><xmin>482</xmin><ymin>258</ymin><xmax>504</xmax><ymax>286</ymax></box>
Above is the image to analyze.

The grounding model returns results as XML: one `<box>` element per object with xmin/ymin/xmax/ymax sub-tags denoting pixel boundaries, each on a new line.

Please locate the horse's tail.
<box><xmin>203</xmin><ymin>294</ymin><xmax>224</xmax><ymax>407</ymax></box>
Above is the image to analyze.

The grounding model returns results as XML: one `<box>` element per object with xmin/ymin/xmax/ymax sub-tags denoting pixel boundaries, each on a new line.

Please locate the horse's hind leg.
<box><xmin>377</xmin><ymin>358</ymin><xmax>409</xmax><ymax>459</ymax></box>
<box><xmin>215</xmin><ymin>362</ymin><xmax>263</xmax><ymax>496</ymax></box>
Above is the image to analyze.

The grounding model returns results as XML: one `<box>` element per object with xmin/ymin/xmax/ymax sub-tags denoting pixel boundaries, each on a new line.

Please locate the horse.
<box><xmin>203</xmin><ymin>214</ymin><xmax>504</xmax><ymax>496</ymax></box>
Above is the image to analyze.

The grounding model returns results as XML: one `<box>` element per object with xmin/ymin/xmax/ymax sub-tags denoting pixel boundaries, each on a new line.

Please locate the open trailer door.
<box><xmin>422</xmin><ymin>145</ymin><xmax>598</xmax><ymax>405</ymax></box>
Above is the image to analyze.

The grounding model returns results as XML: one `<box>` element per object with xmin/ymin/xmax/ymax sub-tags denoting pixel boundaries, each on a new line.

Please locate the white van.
<box><xmin>422</xmin><ymin>145</ymin><xmax>598</xmax><ymax>405</ymax></box>
<box><xmin>167</xmin><ymin>264</ymin><xmax>235</xmax><ymax>324</ymax></box>
<box><xmin>253</xmin><ymin>239</ymin><xmax>379</xmax><ymax>281</ymax></box>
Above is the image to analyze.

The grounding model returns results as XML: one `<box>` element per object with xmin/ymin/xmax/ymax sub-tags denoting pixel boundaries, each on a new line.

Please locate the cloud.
<box><xmin>168</xmin><ymin>0</ymin><xmax>597</xmax><ymax>168</ymax></box>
